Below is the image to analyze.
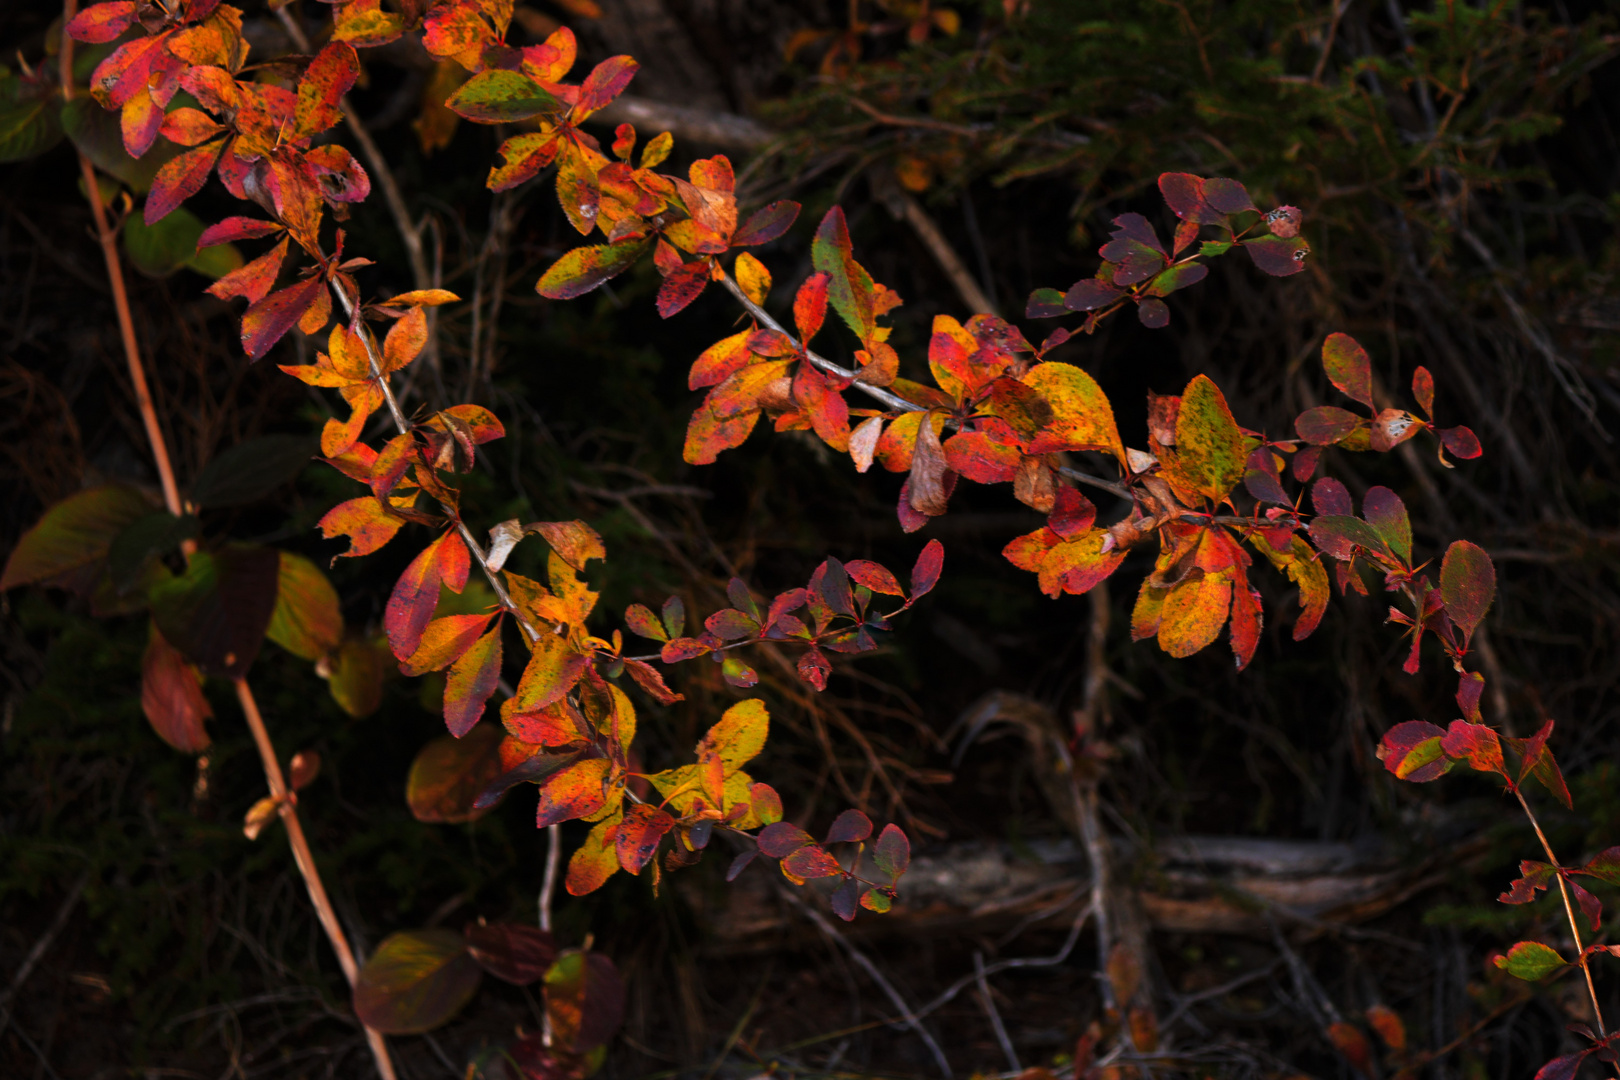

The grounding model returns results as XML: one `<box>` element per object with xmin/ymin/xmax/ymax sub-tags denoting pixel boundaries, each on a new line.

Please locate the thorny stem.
<box><xmin>60</xmin><ymin>14</ymin><xmax>398</xmax><ymax>1077</ymax></box>
<box><xmin>1514</xmin><ymin>789</ymin><xmax>1610</xmax><ymax>1041</ymax></box>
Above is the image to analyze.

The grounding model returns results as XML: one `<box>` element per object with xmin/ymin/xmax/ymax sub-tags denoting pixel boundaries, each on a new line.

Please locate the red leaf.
<box><xmin>1137</xmin><ymin>298</ymin><xmax>1170</xmax><ymax>328</ymax></box>
<box><xmin>1311</xmin><ymin>476</ymin><xmax>1353</xmax><ymax>518</ymax></box>
<box><xmin>872</xmin><ymin>823</ymin><xmax>910</xmax><ymax>877</ymax></box>
<box><xmin>1063</xmin><ymin>279</ymin><xmax>1123</xmax><ymax>312</ymax></box>
<box><xmin>208</xmin><ymin>235</ymin><xmax>290</xmax><ymax>306</ymax></box>
<box><xmin>796</xmin><ymin>646</ymin><xmax>830</xmax><ymax>690</ymax></box>
<box><xmin>1578</xmin><ymin>847</ymin><xmax>1620</xmax><ymax>886</ymax></box>
<box><xmin>145</xmin><ymin>138</ymin><xmax>226</xmax><ymax>225</ymax></box>
<box><xmin>444</xmin><ymin>624</ymin><xmax>503</xmax><ymax>738</ymax></box>
<box><xmin>704</xmin><ymin>608</ymin><xmax>758</xmax><ymax>641</ymax></box>
<box><xmin>1569</xmin><ymin>879</ymin><xmax>1603</xmax><ymax>932</ymax></box>
<box><xmin>319</xmin><ymin>496</ymin><xmax>404</xmax><ymax>559</ymax></box>
<box><xmin>1440</xmin><ymin>540</ymin><xmax>1495</xmax><ymax>639</ymax></box>
<box><xmin>792</xmin><ymin>363</ymin><xmax>850</xmax><ymax>451</ymax></box>
<box><xmin>385</xmin><ymin>531</ymin><xmax>468</xmax><ymax>659</ymax></box>
<box><xmin>1377</xmin><ymin>720</ymin><xmax>1452</xmax><ymax>782</ymax></box>
<box><xmin>1328</xmin><ymin>1022</ymin><xmax>1373</xmax><ymax>1076</ymax></box>
<box><xmin>197</xmin><ymin>216</ymin><xmax>284</xmax><ymax>248</ymax></box>
<box><xmin>574</xmin><ymin>55</ymin><xmax>638</xmax><ymax>119</ymax></box>
<box><xmin>1499</xmin><ymin>860</ymin><xmax>1556</xmax><ymax>903</ymax></box>
<box><xmin>1229</xmin><ymin>572</ymin><xmax>1262</xmax><ymax>671</ymax></box>
<box><xmin>942</xmin><ymin>429</ymin><xmax>1020</xmax><ymax>484</ymax></box>
<box><xmin>825</xmin><ymin>809</ymin><xmax>872</xmax><ymax>844</ymax></box>
<box><xmin>655</xmin><ymin>260</ymin><xmax>709</xmax><ymax>319</ymax></box>
<box><xmin>535</xmin><ymin>757</ymin><xmax>610</xmax><ymax>827</ymax></box>
<box><xmin>1456</xmin><ymin>671</ymin><xmax>1486</xmax><ymax>723</ymax></box>
<box><xmin>141</xmin><ymin>622</ymin><xmax>212</xmax><ymax>753</ymax></box>
<box><xmin>783</xmin><ymin>844</ymin><xmax>843</xmax><ymax>879</ymax></box>
<box><xmin>1243</xmin><ymin>235</ymin><xmax>1309</xmax><ymax>277</ymax></box>
<box><xmin>1412</xmin><ymin>366</ymin><xmax>1435</xmax><ymax>417</ymax></box>
<box><xmin>794</xmin><ymin>272</ymin><xmax>829</xmax><ymax>342</ymax></box>
<box><xmin>622</xmin><ymin>658</ymin><xmax>683</xmax><ymax>705</ymax></box>
<box><xmin>293</xmin><ymin>41</ymin><xmax>359</xmax><ymax>142</ymax></box>
<box><xmin>242</xmin><ymin>276</ymin><xmax>326</xmax><ymax>360</ymax></box>
<box><xmin>812</xmin><ymin>206</ymin><xmax>876</xmax><ymax>343</ymax></box>
<box><xmin>68</xmin><ymin>1</ymin><xmax>136</xmax><ymax>43</ymax></box>
<box><xmin>1157</xmin><ymin>173</ymin><xmax>1225</xmax><ymax>225</ymax></box>
<box><xmin>1441</xmin><ymin>721</ymin><xmax>1507</xmax><ymax>778</ymax></box>
<box><xmin>1362</xmin><ymin>486</ymin><xmax>1412</xmax><ymax>564</ymax></box>
<box><xmin>910</xmin><ymin>540</ymin><xmax>944</xmax><ymax>598</ymax></box>
<box><xmin>1534</xmin><ymin>1051</ymin><xmax>1593</xmax><ymax>1080</ymax></box>
<box><xmin>758</xmin><ymin>821</ymin><xmax>813</xmax><ymax>858</ymax></box>
<box><xmin>733</xmin><ymin>200</ymin><xmax>800</xmax><ymax>247</ymax></box>
<box><xmin>464</xmin><ymin>922</ymin><xmax>556</xmax><ymax>986</ymax></box>
<box><xmin>1511</xmin><ymin>719</ymin><xmax>1572</xmax><ymax>809</ymax></box>
<box><xmin>1321</xmin><ymin>333</ymin><xmax>1375</xmax><ymax>408</ymax></box>
<box><xmin>1295</xmin><ymin>405</ymin><xmax>1362</xmax><ymax>446</ymax></box>
<box><xmin>1048</xmin><ymin>486</ymin><xmax>1097</xmax><ymax>539</ymax></box>
<box><xmin>615</xmin><ymin>804</ymin><xmax>675</xmax><ymax>873</ymax></box>
<box><xmin>1439</xmin><ymin>426</ymin><xmax>1482</xmax><ymax>459</ymax></box>
<box><xmin>844</xmin><ymin>560</ymin><xmax>903</xmax><ymax>597</ymax></box>
<box><xmin>1202</xmin><ymin>177</ymin><xmax>1256</xmax><ymax>214</ymax></box>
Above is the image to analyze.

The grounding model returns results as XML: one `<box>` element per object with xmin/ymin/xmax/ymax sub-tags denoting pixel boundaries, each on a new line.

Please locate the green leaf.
<box><xmin>328</xmin><ymin>636</ymin><xmax>389</xmax><ymax>718</ymax></box>
<box><xmin>185</xmin><ymin>240</ymin><xmax>244</xmax><ymax>280</ymax></box>
<box><xmin>266</xmin><ymin>552</ymin><xmax>343</xmax><ymax>661</ymax></box>
<box><xmin>1</xmin><ymin>484</ymin><xmax>154</xmax><ymax>592</ymax></box>
<box><xmin>535</xmin><ymin>236</ymin><xmax>651</xmax><ymax>300</ymax></box>
<box><xmin>61</xmin><ymin>96</ymin><xmax>177</xmax><ymax>192</ymax></box>
<box><xmin>353</xmin><ymin>929</ymin><xmax>483</xmax><ymax>1034</ymax></box>
<box><xmin>189</xmin><ymin>433</ymin><xmax>318</xmax><ymax>508</ymax></box>
<box><xmin>1164</xmin><ymin>374</ymin><xmax>1247</xmax><ymax>503</ymax></box>
<box><xmin>1198</xmin><ymin>240</ymin><xmax>1232</xmax><ymax>257</ymax></box>
<box><xmin>108</xmin><ymin>511</ymin><xmax>197</xmax><ymax>593</ymax></box>
<box><xmin>1493</xmin><ymin>941</ymin><xmax>1565</xmax><ymax>981</ymax></box>
<box><xmin>124</xmin><ymin>205</ymin><xmax>205</xmax><ymax>278</ymax></box>
<box><xmin>445</xmin><ymin>70</ymin><xmax>564</xmax><ymax>124</ymax></box>
<box><xmin>0</xmin><ymin>92</ymin><xmax>63</xmax><ymax>162</ymax></box>
<box><xmin>148</xmin><ymin>545</ymin><xmax>280</xmax><ymax>679</ymax></box>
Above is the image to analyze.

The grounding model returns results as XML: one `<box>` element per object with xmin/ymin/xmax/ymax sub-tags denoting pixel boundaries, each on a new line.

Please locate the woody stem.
<box><xmin>59</xmin><ymin>6</ymin><xmax>398</xmax><ymax>1078</ymax></box>
<box><xmin>328</xmin><ymin>278</ymin><xmax>542</xmax><ymax>644</ymax></box>
<box><xmin>1515</xmin><ymin>788</ymin><xmax>1608</xmax><ymax>1039</ymax></box>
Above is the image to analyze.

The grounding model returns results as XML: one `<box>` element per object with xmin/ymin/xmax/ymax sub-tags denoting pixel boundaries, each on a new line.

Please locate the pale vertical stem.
<box><xmin>59</xmin><ymin>33</ymin><xmax>182</xmax><ymax>520</ymax></box>
<box><xmin>1515</xmin><ymin>789</ymin><xmax>1608</xmax><ymax>1040</ymax></box>
<box><xmin>539</xmin><ymin>823</ymin><xmax>561</xmax><ymax>933</ymax></box>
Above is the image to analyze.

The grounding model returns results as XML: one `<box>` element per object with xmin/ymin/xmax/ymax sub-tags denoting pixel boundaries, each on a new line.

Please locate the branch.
<box><xmin>60</xmin><ymin>16</ymin><xmax>397</xmax><ymax>1077</ymax></box>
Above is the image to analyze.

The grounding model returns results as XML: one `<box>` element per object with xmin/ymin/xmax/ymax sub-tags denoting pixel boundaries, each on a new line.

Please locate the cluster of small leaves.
<box><xmin>627</xmin><ymin>542</ymin><xmax>943</xmax><ymax>692</ymax></box>
<box><xmin>1026</xmin><ymin>173</ymin><xmax>1308</xmax><ymax>330</ymax></box>
<box><xmin>731</xmin><ymin>809</ymin><xmax>912</xmax><ymax>921</ymax></box>
<box><xmin>1296</xmin><ymin>333</ymin><xmax>1482</xmax><ymax>468</ymax></box>
<box><xmin>354</xmin><ymin>919</ymin><xmax>624</xmax><ymax>1078</ymax></box>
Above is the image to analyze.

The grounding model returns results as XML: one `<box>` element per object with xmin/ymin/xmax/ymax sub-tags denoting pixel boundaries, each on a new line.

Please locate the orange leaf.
<box><xmin>536</xmin><ymin>757</ymin><xmax>611</xmax><ymax>827</ymax></box>
<box><xmin>319</xmin><ymin>496</ymin><xmax>404</xmax><ymax>560</ymax></box>
<box><xmin>566</xmin><ymin>815</ymin><xmax>622</xmax><ymax>895</ymax></box>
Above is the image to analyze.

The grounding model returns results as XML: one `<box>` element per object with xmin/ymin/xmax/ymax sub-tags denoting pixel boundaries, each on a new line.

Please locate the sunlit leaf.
<box><xmin>353</xmin><ymin>929</ymin><xmax>482</xmax><ymax>1034</ymax></box>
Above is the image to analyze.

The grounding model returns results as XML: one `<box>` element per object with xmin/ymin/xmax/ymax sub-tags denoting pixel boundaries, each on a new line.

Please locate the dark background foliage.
<box><xmin>3</xmin><ymin>0</ymin><xmax>1620</xmax><ymax>1076</ymax></box>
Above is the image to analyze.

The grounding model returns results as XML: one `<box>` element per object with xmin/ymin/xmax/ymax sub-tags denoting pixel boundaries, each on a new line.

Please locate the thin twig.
<box><xmin>974</xmin><ymin>951</ymin><xmax>1021</xmax><ymax>1073</ymax></box>
<box><xmin>776</xmin><ymin>886</ymin><xmax>953</xmax><ymax>1078</ymax></box>
<box><xmin>1516</xmin><ymin>788</ymin><xmax>1609</xmax><ymax>1038</ymax></box>
<box><xmin>0</xmin><ymin>870</ymin><xmax>88</xmax><ymax>1040</ymax></box>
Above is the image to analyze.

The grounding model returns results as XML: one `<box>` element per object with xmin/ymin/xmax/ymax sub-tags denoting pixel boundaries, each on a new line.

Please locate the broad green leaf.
<box><xmin>1493</xmin><ymin>941</ymin><xmax>1565</xmax><ymax>981</ymax></box>
<box><xmin>108</xmin><ymin>511</ymin><xmax>197</xmax><ymax>593</ymax></box>
<box><xmin>2</xmin><ymin>485</ymin><xmax>154</xmax><ymax>592</ymax></box>
<box><xmin>125</xmin><ymin>205</ymin><xmax>207</xmax><ymax>277</ymax></box>
<box><xmin>353</xmin><ymin>929</ymin><xmax>483</xmax><ymax>1034</ymax></box>
<box><xmin>266</xmin><ymin>552</ymin><xmax>343</xmax><ymax>661</ymax></box>
<box><xmin>61</xmin><ymin>96</ymin><xmax>176</xmax><ymax>192</ymax></box>
<box><xmin>0</xmin><ymin>92</ymin><xmax>63</xmax><ymax>162</ymax></box>
<box><xmin>328</xmin><ymin>636</ymin><xmax>389</xmax><ymax>717</ymax></box>
<box><xmin>535</xmin><ymin>236</ymin><xmax>651</xmax><ymax>300</ymax></box>
<box><xmin>446</xmin><ymin>70</ymin><xmax>564</xmax><ymax>124</ymax></box>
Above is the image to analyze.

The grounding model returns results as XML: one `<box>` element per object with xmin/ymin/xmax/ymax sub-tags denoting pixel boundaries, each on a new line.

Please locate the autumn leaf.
<box><xmin>292</xmin><ymin>42</ymin><xmax>359</xmax><ymax>143</ymax></box>
<box><xmin>385</xmin><ymin>531</ymin><xmax>471</xmax><ymax>659</ymax></box>
<box><xmin>1161</xmin><ymin>375</ymin><xmax>1246</xmax><ymax>504</ymax></box>
<box><xmin>1022</xmin><ymin>362</ymin><xmax>1127</xmax><ymax>465</ymax></box>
